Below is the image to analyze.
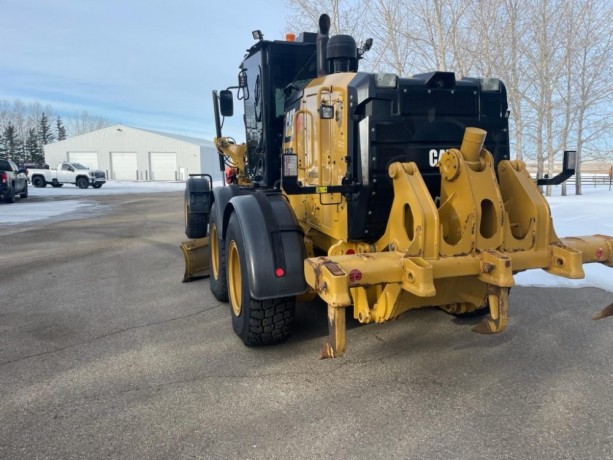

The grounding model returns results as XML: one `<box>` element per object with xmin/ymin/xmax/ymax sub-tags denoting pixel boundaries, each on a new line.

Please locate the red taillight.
<box><xmin>275</xmin><ymin>268</ymin><xmax>285</xmax><ymax>277</ymax></box>
<box><xmin>345</xmin><ymin>249</ymin><xmax>356</xmax><ymax>255</ymax></box>
<box><xmin>1</xmin><ymin>172</ymin><xmax>7</xmax><ymax>184</ymax></box>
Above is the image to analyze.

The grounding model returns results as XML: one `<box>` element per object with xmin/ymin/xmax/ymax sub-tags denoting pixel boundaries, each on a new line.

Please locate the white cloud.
<box><xmin>0</xmin><ymin>0</ymin><xmax>289</xmax><ymax>139</ymax></box>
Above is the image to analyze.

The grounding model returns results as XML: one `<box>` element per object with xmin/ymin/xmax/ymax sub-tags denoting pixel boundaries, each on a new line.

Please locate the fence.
<box><xmin>563</xmin><ymin>175</ymin><xmax>612</xmax><ymax>187</ymax></box>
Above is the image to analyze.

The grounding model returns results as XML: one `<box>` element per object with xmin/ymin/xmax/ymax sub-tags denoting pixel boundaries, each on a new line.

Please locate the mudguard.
<box><xmin>211</xmin><ymin>185</ymin><xmax>245</xmax><ymax>238</ymax></box>
<box><xmin>225</xmin><ymin>191</ymin><xmax>307</xmax><ymax>300</ymax></box>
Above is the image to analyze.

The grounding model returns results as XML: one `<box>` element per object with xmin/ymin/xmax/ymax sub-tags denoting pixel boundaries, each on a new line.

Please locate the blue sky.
<box><xmin>1</xmin><ymin>0</ymin><xmax>294</xmax><ymax>140</ymax></box>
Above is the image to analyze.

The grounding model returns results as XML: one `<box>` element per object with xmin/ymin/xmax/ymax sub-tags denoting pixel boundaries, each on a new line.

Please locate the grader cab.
<box><xmin>182</xmin><ymin>14</ymin><xmax>612</xmax><ymax>357</ymax></box>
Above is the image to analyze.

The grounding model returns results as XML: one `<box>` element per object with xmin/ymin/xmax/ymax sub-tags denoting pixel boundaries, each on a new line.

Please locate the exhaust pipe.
<box><xmin>317</xmin><ymin>14</ymin><xmax>330</xmax><ymax>77</ymax></box>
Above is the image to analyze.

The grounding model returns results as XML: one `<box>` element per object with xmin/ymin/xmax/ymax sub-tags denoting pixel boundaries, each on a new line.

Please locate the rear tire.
<box><xmin>32</xmin><ymin>176</ymin><xmax>46</xmax><ymax>188</ymax></box>
<box><xmin>209</xmin><ymin>203</ymin><xmax>228</xmax><ymax>302</ymax></box>
<box><xmin>226</xmin><ymin>213</ymin><xmax>295</xmax><ymax>346</ymax></box>
<box><xmin>4</xmin><ymin>186</ymin><xmax>15</xmax><ymax>203</ymax></box>
<box><xmin>76</xmin><ymin>177</ymin><xmax>89</xmax><ymax>189</ymax></box>
<box><xmin>20</xmin><ymin>182</ymin><xmax>28</xmax><ymax>199</ymax></box>
<box><xmin>184</xmin><ymin>188</ymin><xmax>207</xmax><ymax>238</ymax></box>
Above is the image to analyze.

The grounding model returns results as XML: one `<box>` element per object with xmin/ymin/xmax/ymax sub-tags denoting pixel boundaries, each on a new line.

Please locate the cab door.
<box><xmin>58</xmin><ymin>163</ymin><xmax>74</xmax><ymax>183</ymax></box>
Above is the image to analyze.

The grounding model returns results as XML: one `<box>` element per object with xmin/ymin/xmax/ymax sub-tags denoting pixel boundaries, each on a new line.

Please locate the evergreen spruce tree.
<box><xmin>38</xmin><ymin>112</ymin><xmax>55</xmax><ymax>146</ymax></box>
<box><xmin>56</xmin><ymin>115</ymin><xmax>67</xmax><ymax>141</ymax></box>
<box><xmin>25</xmin><ymin>127</ymin><xmax>42</xmax><ymax>162</ymax></box>
<box><xmin>1</xmin><ymin>122</ymin><xmax>22</xmax><ymax>161</ymax></box>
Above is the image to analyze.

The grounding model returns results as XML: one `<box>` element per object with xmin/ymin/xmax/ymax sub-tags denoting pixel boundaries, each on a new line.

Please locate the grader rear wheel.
<box><xmin>227</xmin><ymin>239</ymin><xmax>242</xmax><ymax>318</ymax></box>
<box><xmin>226</xmin><ymin>213</ymin><xmax>295</xmax><ymax>346</ymax></box>
<box><xmin>208</xmin><ymin>203</ymin><xmax>228</xmax><ymax>302</ymax></box>
<box><xmin>184</xmin><ymin>188</ymin><xmax>207</xmax><ymax>239</ymax></box>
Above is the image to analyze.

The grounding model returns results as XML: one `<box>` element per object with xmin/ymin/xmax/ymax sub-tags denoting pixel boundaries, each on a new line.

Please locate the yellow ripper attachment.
<box><xmin>181</xmin><ymin>237</ymin><xmax>210</xmax><ymax>282</ymax></box>
<box><xmin>307</xmin><ymin>128</ymin><xmax>613</xmax><ymax>358</ymax></box>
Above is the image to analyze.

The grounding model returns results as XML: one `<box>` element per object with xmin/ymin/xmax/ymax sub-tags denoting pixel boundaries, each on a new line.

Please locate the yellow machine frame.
<box><xmin>299</xmin><ymin>128</ymin><xmax>612</xmax><ymax>357</ymax></box>
<box><xmin>184</xmin><ymin>75</ymin><xmax>612</xmax><ymax>357</ymax></box>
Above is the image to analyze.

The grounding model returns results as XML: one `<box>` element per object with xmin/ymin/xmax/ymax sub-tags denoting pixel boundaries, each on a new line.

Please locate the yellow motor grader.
<box><xmin>182</xmin><ymin>15</ymin><xmax>612</xmax><ymax>357</ymax></box>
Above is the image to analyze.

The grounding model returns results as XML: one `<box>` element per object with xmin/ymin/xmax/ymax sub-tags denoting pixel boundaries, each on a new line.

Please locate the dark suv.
<box><xmin>0</xmin><ymin>159</ymin><xmax>28</xmax><ymax>203</ymax></box>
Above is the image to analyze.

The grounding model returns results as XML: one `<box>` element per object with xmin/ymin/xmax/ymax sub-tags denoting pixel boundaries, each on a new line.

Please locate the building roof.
<box><xmin>137</xmin><ymin>127</ymin><xmax>216</xmax><ymax>147</ymax></box>
<box><xmin>45</xmin><ymin>124</ymin><xmax>216</xmax><ymax>148</ymax></box>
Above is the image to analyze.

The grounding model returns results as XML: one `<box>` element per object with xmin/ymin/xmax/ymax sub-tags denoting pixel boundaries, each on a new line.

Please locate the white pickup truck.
<box><xmin>29</xmin><ymin>161</ymin><xmax>106</xmax><ymax>189</ymax></box>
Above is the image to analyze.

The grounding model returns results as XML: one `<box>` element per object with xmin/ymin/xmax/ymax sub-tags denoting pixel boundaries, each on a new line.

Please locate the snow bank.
<box><xmin>0</xmin><ymin>180</ymin><xmax>187</xmax><ymax>227</ymax></box>
<box><xmin>514</xmin><ymin>185</ymin><xmax>613</xmax><ymax>292</ymax></box>
<box><xmin>26</xmin><ymin>179</ymin><xmax>187</xmax><ymax>196</ymax></box>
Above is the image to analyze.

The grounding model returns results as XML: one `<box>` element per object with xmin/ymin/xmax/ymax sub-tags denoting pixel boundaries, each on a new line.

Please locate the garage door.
<box><xmin>69</xmin><ymin>152</ymin><xmax>99</xmax><ymax>170</ymax></box>
<box><xmin>150</xmin><ymin>152</ymin><xmax>177</xmax><ymax>181</ymax></box>
<box><xmin>111</xmin><ymin>152</ymin><xmax>137</xmax><ymax>180</ymax></box>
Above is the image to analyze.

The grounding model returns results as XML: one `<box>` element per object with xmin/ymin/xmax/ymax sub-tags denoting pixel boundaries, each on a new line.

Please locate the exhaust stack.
<box><xmin>317</xmin><ymin>14</ymin><xmax>330</xmax><ymax>77</ymax></box>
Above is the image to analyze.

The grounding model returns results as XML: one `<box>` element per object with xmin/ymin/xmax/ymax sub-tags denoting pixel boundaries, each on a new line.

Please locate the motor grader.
<box><xmin>182</xmin><ymin>14</ymin><xmax>612</xmax><ymax>357</ymax></box>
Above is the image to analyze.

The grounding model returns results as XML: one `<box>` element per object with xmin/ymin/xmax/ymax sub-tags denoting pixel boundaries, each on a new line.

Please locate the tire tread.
<box><xmin>243</xmin><ymin>297</ymin><xmax>295</xmax><ymax>346</ymax></box>
<box><xmin>185</xmin><ymin>212</ymin><xmax>207</xmax><ymax>239</ymax></box>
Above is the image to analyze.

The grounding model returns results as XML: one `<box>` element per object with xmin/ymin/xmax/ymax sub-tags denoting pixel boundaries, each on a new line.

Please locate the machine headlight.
<box><xmin>319</xmin><ymin>105</ymin><xmax>334</xmax><ymax>119</ymax></box>
<box><xmin>375</xmin><ymin>73</ymin><xmax>397</xmax><ymax>88</ymax></box>
<box><xmin>480</xmin><ymin>78</ymin><xmax>501</xmax><ymax>92</ymax></box>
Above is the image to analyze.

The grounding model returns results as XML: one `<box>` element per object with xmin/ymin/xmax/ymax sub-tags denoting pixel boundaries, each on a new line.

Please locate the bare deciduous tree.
<box><xmin>0</xmin><ymin>99</ymin><xmax>115</xmax><ymax>159</ymax></box>
<box><xmin>567</xmin><ymin>0</ymin><xmax>613</xmax><ymax>194</ymax></box>
<box><xmin>285</xmin><ymin>0</ymin><xmax>370</xmax><ymax>41</ymax></box>
<box><xmin>285</xmin><ymin>0</ymin><xmax>613</xmax><ymax>196</ymax></box>
<box><xmin>66</xmin><ymin>110</ymin><xmax>113</xmax><ymax>136</ymax></box>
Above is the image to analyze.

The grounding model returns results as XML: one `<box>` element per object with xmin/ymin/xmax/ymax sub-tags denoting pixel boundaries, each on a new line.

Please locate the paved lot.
<box><xmin>1</xmin><ymin>191</ymin><xmax>612</xmax><ymax>459</ymax></box>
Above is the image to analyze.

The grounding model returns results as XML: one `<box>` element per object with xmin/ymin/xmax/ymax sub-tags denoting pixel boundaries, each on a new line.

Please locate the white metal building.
<box><xmin>43</xmin><ymin>124</ymin><xmax>222</xmax><ymax>181</ymax></box>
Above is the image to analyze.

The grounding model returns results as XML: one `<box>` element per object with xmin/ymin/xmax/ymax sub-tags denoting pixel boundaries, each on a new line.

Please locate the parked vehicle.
<box><xmin>23</xmin><ymin>162</ymin><xmax>49</xmax><ymax>170</ymax></box>
<box><xmin>0</xmin><ymin>159</ymin><xmax>28</xmax><ymax>203</ymax></box>
<box><xmin>29</xmin><ymin>161</ymin><xmax>106</xmax><ymax>189</ymax></box>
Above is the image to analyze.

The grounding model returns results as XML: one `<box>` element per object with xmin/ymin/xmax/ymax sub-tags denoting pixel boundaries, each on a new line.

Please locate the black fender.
<box><xmin>211</xmin><ymin>185</ymin><xmax>247</xmax><ymax>238</ymax></box>
<box><xmin>185</xmin><ymin>174</ymin><xmax>213</xmax><ymax>215</ymax></box>
<box><xmin>225</xmin><ymin>191</ymin><xmax>307</xmax><ymax>300</ymax></box>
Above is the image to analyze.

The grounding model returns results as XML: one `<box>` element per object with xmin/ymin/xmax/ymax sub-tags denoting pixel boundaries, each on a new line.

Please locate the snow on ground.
<box><xmin>514</xmin><ymin>184</ymin><xmax>613</xmax><ymax>292</ymax></box>
<box><xmin>0</xmin><ymin>199</ymin><xmax>96</xmax><ymax>224</ymax></box>
<box><xmin>0</xmin><ymin>180</ymin><xmax>226</xmax><ymax>225</ymax></box>
<box><xmin>0</xmin><ymin>180</ymin><xmax>187</xmax><ymax>226</ymax></box>
<box><xmin>26</xmin><ymin>179</ymin><xmax>187</xmax><ymax>196</ymax></box>
<box><xmin>0</xmin><ymin>180</ymin><xmax>611</xmax><ymax>292</ymax></box>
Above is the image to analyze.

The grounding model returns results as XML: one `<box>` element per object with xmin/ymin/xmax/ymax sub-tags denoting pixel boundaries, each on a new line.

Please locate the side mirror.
<box><xmin>220</xmin><ymin>90</ymin><xmax>234</xmax><ymax>117</ymax></box>
<box><xmin>69</xmin><ymin>167</ymin><xmax>74</xmax><ymax>172</ymax></box>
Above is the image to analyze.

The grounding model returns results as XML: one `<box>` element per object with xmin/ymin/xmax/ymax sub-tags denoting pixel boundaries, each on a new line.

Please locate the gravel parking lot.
<box><xmin>1</xmin><ymin>190</ymin><xmax>612</xmax><ymax>459</ymax></box>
